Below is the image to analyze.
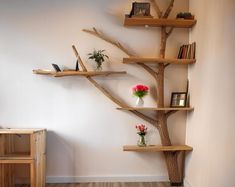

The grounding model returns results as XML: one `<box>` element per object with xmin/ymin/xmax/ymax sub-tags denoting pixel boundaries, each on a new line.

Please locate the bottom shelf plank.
<box><xmin>123</xmin><ymin>145</ymin><xmax>193</xmax><ymax>152</ymax></box>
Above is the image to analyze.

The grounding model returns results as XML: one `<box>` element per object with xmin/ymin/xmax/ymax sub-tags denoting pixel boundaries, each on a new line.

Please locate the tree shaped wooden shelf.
<box><xmin>33</xmin><ymin>1</ymin><xmax>196</xmax><ymax>186</ymax></box>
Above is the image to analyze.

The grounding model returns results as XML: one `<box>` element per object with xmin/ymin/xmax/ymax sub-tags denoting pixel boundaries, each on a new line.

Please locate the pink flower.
<box><xmin>136</xmin><ymin>124</ymin><xmax>147</xmax><ymax>133</ymax></box>
<box><xmin>132</xmin><ymin>84</ymin><xmax>149</xmax><ymax>98</ymax></box>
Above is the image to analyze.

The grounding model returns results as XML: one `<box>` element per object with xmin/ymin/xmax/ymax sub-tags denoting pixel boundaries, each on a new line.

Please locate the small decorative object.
<box><xmin>88</xmin><ymin>49</ymin><xmax>109</xmax><ymax>70</ymax></box>
<box><xmin>51</xmin><ymin>64</ymin><xmax>61</xmax><ymax>72</ymax></box>
<box><xmin>176</xmin><ymin>12</ymin><xmax>194</xmax><ymax>20</ymax></box>
<box><xmin>136</xmin><ymin>124</ymin><xmax>147</xmax><ymax>147</ymax></box>
<box><xmin>132</xmin><ymin>84</ymin><xmax>149</xmax><ymax>107</ymax></box>
<box><xmin>170</xmin><ymin>92</ymin><xmax>187</xmax><ymax>107</ymax></box>
<box><xmin>75</xmin><ymin>60</ymin><xmax>79</xmax><ymax>71</ymax></box>
<box><xmin>129</xmin><ymin>2</ymin><xmax>152</xmax><ymax>18</ymax></box>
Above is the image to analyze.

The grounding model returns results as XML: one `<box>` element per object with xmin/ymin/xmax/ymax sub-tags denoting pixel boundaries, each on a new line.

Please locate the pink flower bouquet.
<box><xmin>136</xmin><ymin>124</ymin><xmax>148</xmax><ymax>136</ymax></box>
<box><xmin>132</xmin><ymin>84</ymin><xmax>149</xmax><ymax>98</ymax></box>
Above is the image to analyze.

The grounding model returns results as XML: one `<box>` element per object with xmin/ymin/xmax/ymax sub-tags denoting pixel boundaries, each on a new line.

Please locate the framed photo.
<box><xmin>170</xmin><ymin>92</ymin><xmax>187</xmax><ymax>107</ymax></box>
<box><xmin>130</xmin><ymin>2</ymin><xmax>152</xmax><ymax>18</ymax></box>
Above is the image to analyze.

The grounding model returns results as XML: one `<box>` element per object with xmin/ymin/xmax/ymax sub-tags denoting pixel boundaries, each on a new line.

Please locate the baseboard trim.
<box><xmin>184</xmin><ymin>179</ymin><xmax>192</xmax><ymax>187</ymax></box>
<box><xmin>46</xmin><ymin>175</ymin><xmax>169</xmax><ymax>183</ymax></box>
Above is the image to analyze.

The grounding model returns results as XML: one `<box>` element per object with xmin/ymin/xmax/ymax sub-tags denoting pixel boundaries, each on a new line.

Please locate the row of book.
<box><xmin>178</xmin><ymin>42</ymin><xmax>196</xmax><ymax>59</ymax></box>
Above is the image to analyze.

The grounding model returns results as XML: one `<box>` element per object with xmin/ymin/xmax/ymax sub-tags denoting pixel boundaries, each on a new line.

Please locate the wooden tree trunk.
<box><xmin>157</xmin><ymin>27</ymin><xmax>183</xmax><ymax>185</ymax></box>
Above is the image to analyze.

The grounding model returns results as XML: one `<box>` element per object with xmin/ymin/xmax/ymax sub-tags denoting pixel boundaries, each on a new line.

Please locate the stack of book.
<box><xmin>178</xmin><ymin>42</ymin><xmax>196</xmax><ymax>59</ymax></box>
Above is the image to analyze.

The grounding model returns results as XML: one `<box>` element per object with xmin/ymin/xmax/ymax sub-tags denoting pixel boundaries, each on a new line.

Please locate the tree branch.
<box><xmin>164</xmin><ymin>63</ymin><xmax>170</xmax><ymax>68</ymax></box>
<box><xmin>72</xmin><ymin>45</ymin><xmax>88</xmax><ymax>71</ymax></box>
<box><xmin>163</xmin><ymin>0</ymin><xmax>175</xmax><ymax>18</ymax></box>
<box><xmin>137</xmin><ymin>63</ymin><xmax>158</xmax><ymax>80</ymax></box>
<box><xmin>87</xmin><ymin>76</ymin><xmax>157</xmax><ymax>124</ymax></box>
<box><xmin>83</xmin><ymin>28</ymin><xmax>134</xmax><ymax>56</ymax></box>
<box><xmin>165</xmin><ymin>110</ymin><xmax>178</xmax><ymax>118</ymax></box>
<box><xmin>71</xmin><ymin>46</ymin><xmax>157</xmax><ymax>125</ymax></box>
<box><xmin>149</xmin><ymin>0</ymin><xmax>162</xmax><ymax>18</ymax></box>
<box><xmin>83</xmin><ymin>28</ymin><xmax>160</xmax><ymax>81</ymax></box>
<box><xmin>166</xmin><ymin>27</ymin><xmax>174</xmax><ymax>38</ymax></box>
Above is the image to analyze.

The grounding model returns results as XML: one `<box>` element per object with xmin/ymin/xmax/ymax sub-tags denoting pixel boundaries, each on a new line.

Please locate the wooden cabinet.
<box><xmin>0</xmin><ymin>129</ymin><xmax>46</xmax><ymax>187</ymax></box>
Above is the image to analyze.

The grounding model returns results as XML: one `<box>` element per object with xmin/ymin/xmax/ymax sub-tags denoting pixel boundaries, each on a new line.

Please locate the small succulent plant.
<box><xmin>88</xmin><ymin>49</ymin><xmax>109</xmax><ymax>70</ymax></box>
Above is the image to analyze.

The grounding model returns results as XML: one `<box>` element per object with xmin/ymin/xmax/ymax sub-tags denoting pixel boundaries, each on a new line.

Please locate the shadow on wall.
<box><xmin>46</xmin><ymin>131</ymin><xmax>76</xmax><ymax>177</ymax></box>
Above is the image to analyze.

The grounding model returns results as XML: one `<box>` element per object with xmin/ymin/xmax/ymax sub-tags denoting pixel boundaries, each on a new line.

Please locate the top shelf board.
<box><xmin>124</xmin><ymin>16</ymin><xmax>197</xmax><ymax>28</ymax></box>
<box><xmin>0</xmin><ymin>129</ymin><xmax>46</xmax><ymax>134</ymax></box>
<box><xmin>33</xmin><ymin>69</ymin><xmax>126</xmax><ymax>77</ymax></box>
<box><xmin>123</xmin><ymin>57</ymin><xmax>196</xmax><ymax>65</ymax></box>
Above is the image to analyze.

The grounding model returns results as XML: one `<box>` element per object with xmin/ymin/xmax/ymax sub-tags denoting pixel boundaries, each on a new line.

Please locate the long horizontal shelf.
<box><xmin>0</xmin><ymin>159</ymin><xmax>34</xmax><ymax>164</ymax></box>
<box><xmin>124</xmin><ymin>16</ymin><xmax>197</xmax><ymax>28</ymax></box>
<box><xmin>0</xmin><ymin>128</ymin><xmax>45</xmax><ymax>134</ymax></box>
<box><xmin>123</xmin><ymin>145</ymin><xmax>193</xmax><ymax>152</ymax></box>
<box><xmin>123</xmin><ymin>57</ymin><xmax>196</xmax><ymax>64</ymax></box>
<box><xmin>117</xmin><ymin>107</ymin><xmax>194</xmax><ymax>111</ymax></box>
<box><xmin>33</xmin><ymin>69</ymin><xmax>126</xmax><ymax>77</ymax></box>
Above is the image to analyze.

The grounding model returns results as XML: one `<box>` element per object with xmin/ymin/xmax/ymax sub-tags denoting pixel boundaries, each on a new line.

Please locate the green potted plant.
<box><xmin>88</xmin><ymin>49</ymin><xmax>109</xmax><ymax>70</ymax></box>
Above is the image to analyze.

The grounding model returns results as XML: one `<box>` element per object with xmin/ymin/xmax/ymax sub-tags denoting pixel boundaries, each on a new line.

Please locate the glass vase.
<box><xmin>135</xmin><ymin>97</ymin><xmax>144</xmax><ymax>107</ymax></box>
<box><xmin>137</xmin><ymin>135</ymin><xmax>146</xmax><ymax>147</ymax></box>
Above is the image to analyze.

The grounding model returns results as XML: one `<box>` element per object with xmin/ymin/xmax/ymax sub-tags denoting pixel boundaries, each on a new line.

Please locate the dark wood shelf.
<box><xmin>123</xmin><ymin>145</ymin><xmax>193</xmax><ymax>152</ymax></box>
<box><xmin>123</xmin><ymin>57</ymin><xmax>196</xmax><ymax>64</ymax></box>
<box><xmin>124</xmin><ymin>16</ymin><xmax>197</xmax><ymax>28</ymax></box>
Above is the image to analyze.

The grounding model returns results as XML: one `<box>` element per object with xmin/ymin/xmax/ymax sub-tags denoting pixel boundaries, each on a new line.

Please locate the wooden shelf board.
<box><xmin>33</xmin><ymin>69</ymin><xmax>126</xmax><ymax>77</ymax></box>
<box><xmin>0</xmin><ymin>159</ymin><xmax>34</xmax><ymax>164</ymax></box>
<box><xmin>117</xmin><ymin>107</ymin><xmax>194</xmax><ymax>111</ymax></box>
<box><xmin>123</xmin><ymin>57</ymin><xmax>196</xmax><ymax>64</ymax></box>
<box><xmin>123</xmin><ymin>145</ymin><xmax>193</xmax><ymax>152</ymax></box>
<box><xmin>0</xmin><ymin>128</ymin><xmax>46</xmax><ymax>134</ymax></box>
<box><xmin>124</xmin><ymin>16</ymin><xmax>197</xmax><ymax>28</ymax></box>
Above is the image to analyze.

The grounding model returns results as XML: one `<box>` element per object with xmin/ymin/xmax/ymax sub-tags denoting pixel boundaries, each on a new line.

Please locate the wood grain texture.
<box><xmin>33</xmin><ymin>70</ymin><xmax>127</xmax><ymax>77</ymax></box>
<box><xmin>123</xmin><ymin>145</ymin><xmax>193</xmax><ymax>152</ymax></box>
<box><xmin>117</xmin><ymin>107</ymin><xmax>194</xmax><ymax>111</ymax></box>
<box><xmin>15</xmin><ymin>182</ymin><xmax>177</xmax><ymax>187</ymax></box>
<box><xmin>123</xmin><ymin>57</ymin><xmax>196</xmax><ymax>65</ymax></box>
<box><xmin>0</xmin><ymin>129</ymin><xmax>46</xmax><ymax>187</ymax></box>
<box><xmin>124</xmin><ymin>17</ymin><xmax>197</xmax><ymax>28</ymax></box>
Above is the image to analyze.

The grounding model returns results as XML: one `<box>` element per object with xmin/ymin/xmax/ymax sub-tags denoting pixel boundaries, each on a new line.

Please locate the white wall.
<box><xmin>186</xmin><ymin>0</ymin><xmax>235</xmax><ymax>186</ymax></box>
<box><xmin>0</xmin><ymin>0</ymin><xmax>189</xmax><ymax>182</ymax></box>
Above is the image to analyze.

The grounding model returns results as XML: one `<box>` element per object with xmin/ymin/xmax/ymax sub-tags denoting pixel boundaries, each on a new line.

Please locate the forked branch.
<box><xmin>83</xmin><ymin>28</ymin><xmax>159</xmax><ymax>80</ymax></box>
<box><xmin>72</xmin><ymin>45</ymin><xmax>157</xmax><ymax>125</ymax></box>
<box><xmin>149</xmin><ymin>0</ymin><xmax>162</xmax><ymax>18</ymax></box>
<box><xmin>163</xmin><ymin>0</ymin><xmax>175</xmax><ymax>18</ymax></box>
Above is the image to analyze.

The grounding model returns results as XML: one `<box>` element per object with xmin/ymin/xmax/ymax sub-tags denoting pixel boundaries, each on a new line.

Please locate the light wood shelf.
<box><xmin>0</xmin><ymin>129</ymin><xmax>46</xmax><ymax>187</ymax></box>
<box><xmin>124</xmin><ymin>16</ymin><xmax>197</xmax><ymax>28</ymax></box>
<box><xmin>123</xmin><ymin>57</ymin><xmax>196</xmax><ymax>64</ymax></box>
<box><xmin>123</xmin><ymin>145</ymin><xmax>193</xmax><ymax>152</ymax></box>
<box><xmin>117</xmin><ymin>107</ymin><xmax>194</xmax><ymax>111</ymax></box>
<box><xmin>0</xmin><ymin>128</ymin><xmax>45</xmax><ymax>134</ymax></box>
<box><xmin>33</xmin><ymin>69</ymin><xmax>126</xmax><ymax>77</ymax></box>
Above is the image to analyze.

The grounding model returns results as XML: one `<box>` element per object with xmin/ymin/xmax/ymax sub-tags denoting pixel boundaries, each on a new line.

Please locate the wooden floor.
<box><xmin>16</xmin><ymin>182</ymin><xmax>181</xmax><ymax>187</ymax></box>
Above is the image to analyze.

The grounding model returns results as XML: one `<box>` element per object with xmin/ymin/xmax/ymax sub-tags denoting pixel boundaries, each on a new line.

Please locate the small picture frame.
<box><xmin>170</xmin><ymin>92</ymin><xmax>187</xmax><ymax>107</ymax></box>
<box><xmin>52</xmin><ymin>64</ymin><xmax>61</xmax><ymax>72</ymax></box>
<box><xmin>130</xmin><ymin>2</ymin><xmax>152</xmax><ymax>18</ymax></box>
